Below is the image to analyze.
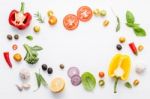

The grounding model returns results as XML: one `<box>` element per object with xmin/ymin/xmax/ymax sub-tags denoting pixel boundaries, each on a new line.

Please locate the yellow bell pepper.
<box><xmin>108</xmin><ymin>54</ymin><xmax>131</xmax><ymax>93</ymax></box>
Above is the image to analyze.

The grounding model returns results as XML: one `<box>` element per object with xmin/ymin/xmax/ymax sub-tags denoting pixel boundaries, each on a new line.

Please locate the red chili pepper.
<box><xmin>129</xmin><ymin>42</ymin><xmax>138</xmax><ymax>56</ymax></box>
<box><xmin>3</xmin><ymin>52</ymin><xmax>12</xmax><ymax>68</ymax></box>
<box><xmin>8</xmin><ymin>2</ymin><xmax>32</xmax><ymax>30</ymax></box>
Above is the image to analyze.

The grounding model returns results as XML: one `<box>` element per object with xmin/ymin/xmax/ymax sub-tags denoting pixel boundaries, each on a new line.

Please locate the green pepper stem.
<box><xmin>20</xmin><ymin>2</ymin><xmax>25</xmax><ymax>13</ymax></box>
<box><xmin>114</xmin><ymin>77</ymin><xmax>119</xmax><ymax>93</ymax></box>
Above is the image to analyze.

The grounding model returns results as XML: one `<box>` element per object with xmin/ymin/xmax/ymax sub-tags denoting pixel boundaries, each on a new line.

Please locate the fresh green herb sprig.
<box><xmin>126</xmin><ymin>11</ymin><xmax>146</xmax><ymax>37</ymax></box>
<box><xmin>34</xmin><ymin>11</ymin><xmax>45</xmax><ymax>23</ymax></box>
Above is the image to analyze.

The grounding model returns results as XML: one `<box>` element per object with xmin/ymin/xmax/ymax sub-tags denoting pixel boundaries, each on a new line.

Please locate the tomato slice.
<box><xmin>63</xmin><ymin>14</ymin><xmax>79</xmax><ymax>30</ymax></box>
<box><xmin>77</xmin><ymin>6</ymin><xmax>93</xmax><ymax>22</ymax></box>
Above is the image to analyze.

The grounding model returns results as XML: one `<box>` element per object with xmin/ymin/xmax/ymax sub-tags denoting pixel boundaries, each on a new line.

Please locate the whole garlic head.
<box><xmin>19</xmin><ymin>68</ymin><xmax>30</xmax><ymax>81</ymax></box>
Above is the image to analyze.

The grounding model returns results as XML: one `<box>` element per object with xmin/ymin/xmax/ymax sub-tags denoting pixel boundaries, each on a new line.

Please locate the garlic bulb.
<box><xmin>19</xmin><ymin>68</ymin><xmax>30</xmax><ymax>81</ymax></box>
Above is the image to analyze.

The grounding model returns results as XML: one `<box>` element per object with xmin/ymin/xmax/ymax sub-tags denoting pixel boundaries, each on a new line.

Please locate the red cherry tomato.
<box><xmin>63</xmin><ymin>14</ymin><xmax>79</xmax><ymax>30</ymax></box>
<box><xmin>99</xmin><ymin>72</ymin><xmax>105</xmax><ymax>78</ymax></box>
<box><xmin>77</xmin><ymin>6</ymin><xmax>93</xmax><ymax>22</ymax></box>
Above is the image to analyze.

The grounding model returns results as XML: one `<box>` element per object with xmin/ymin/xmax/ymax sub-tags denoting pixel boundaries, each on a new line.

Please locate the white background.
<box><xmin>0</xmin><ymin>0</ymin><xmax>150</xmax><ymax>99</ymax></box>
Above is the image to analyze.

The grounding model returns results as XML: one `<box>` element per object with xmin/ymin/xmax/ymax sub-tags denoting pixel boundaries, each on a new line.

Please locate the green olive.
<box><xmin>47</xmin><ymin>10</ymin><xmax>54</xmax><ymax>17</ymax></box>
<box><xmin>33</xmin><ymin>26</ymin><xmax>40</xmax><ymax>33</ymax></box>
<box><xmin>93</xmin><ymin>9</ymin><xmax>101</xmax><ymax>16</ymax></box>
<box><xmin>99</xmin><ymin>80</ymin><xmax>105</xmax><ymax>87</ymax></box>
<box><xmin>100</xmin><ymin>10</ymin><xmax>107</xmax><ymax>16</ymax></box>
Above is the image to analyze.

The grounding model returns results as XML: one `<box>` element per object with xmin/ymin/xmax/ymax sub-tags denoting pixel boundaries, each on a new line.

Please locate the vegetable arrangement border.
<box><xmin>3</xmin><ymin>2</ymin><xmax>147</xmax><ymax>94</ymax></box>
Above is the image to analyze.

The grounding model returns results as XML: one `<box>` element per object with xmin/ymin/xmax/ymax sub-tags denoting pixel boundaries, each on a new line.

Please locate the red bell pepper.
<box><xmin>8</xmin><ymin>2</ymin><xmax>32</xmax><ymax>30</ymax></box>
<box><xmin>3</xmin><ymin>52</ymin><xmax>12</xmax><ymax>68</ymax></box>
<box><xmin>129</xmin><ymin>42</ymin><xmax>138</xmax><ymax>56</ymax></box>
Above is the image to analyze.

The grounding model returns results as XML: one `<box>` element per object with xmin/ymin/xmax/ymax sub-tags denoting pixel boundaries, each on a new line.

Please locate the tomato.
<box><xmin>63</xmin><ymin>14</ymin><xmax>79</xmax><ymax>30</ymax></box>
<box><xmin>99</xmin><ymin>72</ymin><xmax>105</xmax><ymax>78</ymax></box>
<box><xmin>77</xmin><ymin>6</ymin><xmax>93</xmax><ymax>22</ymax></box>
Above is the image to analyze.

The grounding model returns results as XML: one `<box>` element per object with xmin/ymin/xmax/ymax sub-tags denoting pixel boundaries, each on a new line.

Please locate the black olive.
<box><xmin>116</xmin><ymin>44</ymin><xmax>122</xmax><ymax>50</ymax></box>
<box><xmin>47</xmin><ymin>67</ymin><xmax>53</xmax><ymax>74</ymax></box>
<box><xmin>14</xmin><ymin>34</ymin><xmax>19</xmax><ymax>40</ymax></box>
<box><xmin>7</xmin><ymin>34</ymin><xmax>13</xmax><ymax>40</ymax></box>
<box><xmin>42</xmin><ymin>64</ymin><xmax>47</xmax><ymax>71</ymax></box>
<box><xmin>59</xmin><ymin>64</ymin><xmax>64</xmax><ymax>69</ymax></box>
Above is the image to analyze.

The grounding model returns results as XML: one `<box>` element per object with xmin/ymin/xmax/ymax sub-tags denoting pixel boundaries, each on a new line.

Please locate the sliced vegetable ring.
<box><xmin>63</xmin><ymin>14</ymin><xmax>79</xmax><ymax>30</ymax></box>
<box><xmin>77</xmin><ymin>6</ymin><xmax>93</xmax><ymax>22</ymax></box>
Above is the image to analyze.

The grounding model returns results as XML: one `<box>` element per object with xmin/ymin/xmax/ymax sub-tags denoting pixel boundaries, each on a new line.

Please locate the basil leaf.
<box><xmin>32</xmin><ymin>46</ymin><xmax>43</xmax><ymax>51</ymax></box>
<box><xmin>125</xmin><ymin>10</ymin><xmax>146</xmax><ymax>37</ymax></box>
<box><xmin>116</xmin><ymin>16</ymin><xmax>120</xmax><ymax>32</ymax></box>
<box><xmin>126</xmin><ymin>23</ymin><xmax>139</xmax><ymax>28</ymax></box>
<box><xmin>133</xmin><ymin>26</ymin><xmax>146</xmax><ymax>37</ymax></box>
<box><xmin>126</xmin><ymin>11</ymin><xmax>135</xmax><ymax>24</ymax></box>
<box><xmin>125</xmin><ymin>82</ymin><xmax>132</xmax><ymax>88</ymax></box>
<box><xmin>81</xmin><ymin>72</ymin><xmax>96</xmax><ymax>91</ymax></box>
<box><xmin>26</xmin><ymin>35</ymin><xmax>33</xmax><ymax>40</ymax></box>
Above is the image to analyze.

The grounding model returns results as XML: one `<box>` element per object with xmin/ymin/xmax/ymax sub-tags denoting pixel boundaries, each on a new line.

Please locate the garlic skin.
<box><xmin>19</xmin><ymin>68</ymin><xmax>30</xmax><ymax>81</ymax></box>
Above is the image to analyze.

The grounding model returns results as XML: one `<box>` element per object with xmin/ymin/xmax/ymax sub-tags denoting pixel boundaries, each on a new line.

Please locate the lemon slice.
<box><xmin>49</xmin><ymin>77</ymin><xmax>65</xmax><ymax>93</ymax></box>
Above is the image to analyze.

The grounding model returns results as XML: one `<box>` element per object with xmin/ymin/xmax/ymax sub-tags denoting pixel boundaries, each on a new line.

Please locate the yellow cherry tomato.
<box><xmin>48</xmin><ymin>16</ymin><xmax>57</xmax><ymax>25</ymax></box>
<box><xmin>138</xmin><ymin>45</ymin><xmax>144</xmax><ymax>52</ymax></box>
<box><xmin>33</xmin><ymin>26</ymin><xmax>40</xmax><ymax>33</ymax></box>
<box><xmin>119</xmin><ymin>37</ymin><xmax>126</xmax><ymax>43</ymax></box>
<box><xmin>47</xmin><ymin>10</ymin><xmax>54</xmax><ymax>17</ymax></box>
<box><xmin>13</xmin><ymin>53</ymin><xmax>22</xmax><ymax>62</ymax></box>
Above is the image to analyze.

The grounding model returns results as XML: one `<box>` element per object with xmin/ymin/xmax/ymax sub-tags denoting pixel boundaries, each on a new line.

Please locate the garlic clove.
<box><xmin>135</xmin><ymin>64</ymin><xmax>146</xmax><ymax>74</ymax></box>
<box><xmin>22</xmin><ymin>83</ymin><xmax>31</xmax><ymax>90</ymax></box>
<box><xmin>16</xmin><ymin>84</ymin><xmax>23</xmax><ymax>92</ymax></box>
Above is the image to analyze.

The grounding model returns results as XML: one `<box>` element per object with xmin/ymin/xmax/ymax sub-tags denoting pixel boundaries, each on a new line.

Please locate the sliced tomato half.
<box><xmin>77</xmin><ymin>6</ymin><xmax>93</xmax><ymax>22</ymax></box>
<box><xmin>63</xmin><ymin>14</ymin><xmax>79</xmax><ymax>30</ymax></box>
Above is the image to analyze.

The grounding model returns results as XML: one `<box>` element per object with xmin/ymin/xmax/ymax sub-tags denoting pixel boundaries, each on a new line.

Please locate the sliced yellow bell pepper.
<box><xmin>108</xmin><ymin>54</ymin><xmax>131</xmax><ymax>93</ymax></box>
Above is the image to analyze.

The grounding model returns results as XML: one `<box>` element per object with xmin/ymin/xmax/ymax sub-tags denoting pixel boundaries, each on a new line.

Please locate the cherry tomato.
<box><xmin>12</xmin><ymin>44</ymin><xmax>18</xmax><ymax>50</ymax></box>
<box><xmin>99</xmin><ymin>71</ymin><xmax>105</xmax><ymax>78</ymax></box>
<box><xmin>48</xmin><ymin>16</ymin><xmax>57</xmax><ymax>25</ymax></box>
<box><xmin>63</xmin><ymin>14</ymin><xmax>79</xmax><ymax>30</ymax></box>
<box><xmin>77</xmin><ymin>6</ymin><xmax>93</xmax><ymax>22</ymax></box>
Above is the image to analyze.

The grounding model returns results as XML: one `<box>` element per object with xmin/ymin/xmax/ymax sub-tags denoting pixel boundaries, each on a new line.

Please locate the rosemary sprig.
<box><xmin>34</xmin><ymin>11</ymin><xmax>45</xmax><ymax>23</ymax></box>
